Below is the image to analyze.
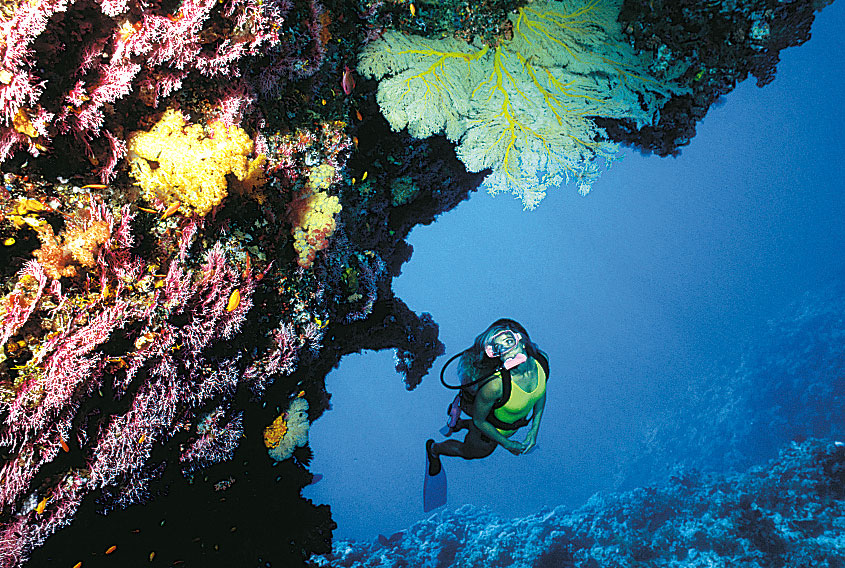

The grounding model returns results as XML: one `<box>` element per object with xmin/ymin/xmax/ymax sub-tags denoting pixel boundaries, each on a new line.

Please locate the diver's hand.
<box><xmin>522</xmin><ymin>432</ymin><xmax>537</xmax><ymax>454</ymax></box>
<box><xmin>501</xmin><ymin>439</ymin><xmax>526</xmax><ymax>456</ymax></box>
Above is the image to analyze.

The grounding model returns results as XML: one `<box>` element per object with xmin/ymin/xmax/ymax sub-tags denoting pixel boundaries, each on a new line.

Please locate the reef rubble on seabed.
<box><xmin>316</xmin><ymin>439</ymin><xmax>845</xmax><ymax>568</ymax></box>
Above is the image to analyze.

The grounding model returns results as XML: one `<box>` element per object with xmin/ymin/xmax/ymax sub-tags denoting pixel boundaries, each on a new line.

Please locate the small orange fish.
<box><xmin>361</xmin><ymin>171</ymin><xmax>368</xmax><ymax>181</ymax></box>
<box><xmin>73</xmin><ymin>562</ymin><xmax>82</xmax><ymax>568</ymax></box>
<box><xmin>60</xmin><ymin>437</ymin><xmax>69</xmax><ymax>452</ymax></box>
<box><xmin>81</xmin><ymin>184</ymin><xmax>108</xmax><ymax>189</ymax></box>
<box><xmin>138</xmin><ymin>207</ymin><xmax>158</xmax><ymax>214</ymax></box>
<box><xmin>226</xmin><ymin>289</ymin><xmax>241</xmax><ymax>312</ymax></box>
<box><xmin>410</xmin><ymin>3</ymin><xmax>416</xmax><ymax>17</ymax></box>
<box><xmin>149</xmin><ymin>551</ymin><xmax>156</xmax><ymax>561</ymax></box>
<box><xmin>352</xmin><ymin>136</ymin><xmax>359</xmax><ymax>149</ymax></box>
<box><xmin>298</xmin><ymin>390</ymin><xmax>306</xmax><ymax>398</ymax></box>
<box><xmin>138</xmin><ymin>434</ymin><xmax>146</xmax><ymax>445</ymax></box>
<box><xmin>355</xmin><ymin>110</ymin><xmax>363</xmax><ymax>121</ymax></box>
<box><xmin>105</xmin><ymin>545</ymin><xmax>117</xmax><ymax>555</ymax></box>
<box><xmin>35</xmin><ymin>497</ymin><xmax>47</xmax><ymax>515</ymax></box>
<box><xmin>161</xmin><ymin>201</ymin><xmax>181</xmax><ymax>219</ymax></box>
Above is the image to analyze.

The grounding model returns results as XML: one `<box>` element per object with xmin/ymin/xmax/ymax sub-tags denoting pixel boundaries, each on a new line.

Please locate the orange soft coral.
<box><xmin>32</xmin><ymin>218</ymin><xmax>110</xmax><ymax>279</ymax></box>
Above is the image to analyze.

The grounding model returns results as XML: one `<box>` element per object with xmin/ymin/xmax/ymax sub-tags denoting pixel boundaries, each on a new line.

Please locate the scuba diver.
<box><xmin>424</xmin><ymin>319</ymin><xmax>549</xmax><ymax>511</ymax></box>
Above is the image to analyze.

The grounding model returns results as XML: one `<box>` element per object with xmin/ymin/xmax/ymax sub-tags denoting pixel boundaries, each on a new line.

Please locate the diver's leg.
<box><xmin>455</xmin><ymin>418</ymin><xmax>471</xmax><ymax>431</ymax></box>
<box><xmin>431</xmin><ymin>423</ymin><xmax>497</xmax><ymax>461</ymax></box>
<box><xmin>430</xmin><ymin>439</ymin><xmax>466</xmax><ymax>458</ymax></box>
<box><xmin>461</xmin><ymin>425</ymin><xmax>497</xmax><ymax>459</ymax></box>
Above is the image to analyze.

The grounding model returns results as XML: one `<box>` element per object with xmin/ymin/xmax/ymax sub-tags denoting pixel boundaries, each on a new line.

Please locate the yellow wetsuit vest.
<box><xmin>491</xmin><ymin>358</ymin><xmax>546</xmax><ymax>436</ymax></box>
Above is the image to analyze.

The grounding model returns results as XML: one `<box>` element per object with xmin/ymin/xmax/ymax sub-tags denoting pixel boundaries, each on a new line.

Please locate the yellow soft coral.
<box><xmin>126</xmin><ymin>108</ymin><xmax>265</xmax><ymax>216</ymax></box>
<box><xmin>264</xmin><ymin>397</ymin><xmax>310</xmax><ymax>462</ymax></box>
<box><xmin>288</xmin><ymin>164</ymin><xmax>342</xmax><ymax>268</ymax></box>
<box><xmin>263</xmin><ymin>414</ymin><xmax>288</xmax><ymax>449</ymax></box>
<box><xmin>230</xmin><ymin>153</ymin><xmax>268</xmax><ymax>203</ymax></box>
<box><xmin>289</xmin><ymin>191</ymin><xmax>342</xmax><ymax>268</ymax></box>
<box><xmin>308</xmin><ymin>163</ymin><xmax>336</xmax><ymax>192</ymax></box>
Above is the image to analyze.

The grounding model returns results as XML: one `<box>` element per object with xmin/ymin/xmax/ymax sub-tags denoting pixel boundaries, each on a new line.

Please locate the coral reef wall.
<box><xmin>0</xmin><ymin>0</ymin><xmax>835</xmax><ymax>566</ymax></box>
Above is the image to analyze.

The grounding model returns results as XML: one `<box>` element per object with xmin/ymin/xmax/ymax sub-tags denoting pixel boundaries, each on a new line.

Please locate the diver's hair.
<box><xmin>457</xmin><ymin>318</ymin><xmax>539</xmax><ymax>386</ymax></box>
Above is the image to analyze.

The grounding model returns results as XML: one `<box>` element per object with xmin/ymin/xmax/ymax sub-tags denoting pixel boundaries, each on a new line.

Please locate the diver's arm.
<box><xmin>523</xmin><ymin>392</ymin><xmax>546</xmax><ymax>453</ymax></box>
<box><xmin>473</xmin><ymin>381</ymin><xmax>525</xmax><ymax>455</ymax></box>
<box><xmin>528</xmin><ymin>392</ymin><xmax>546</xmax><ymax>435</ymax></box>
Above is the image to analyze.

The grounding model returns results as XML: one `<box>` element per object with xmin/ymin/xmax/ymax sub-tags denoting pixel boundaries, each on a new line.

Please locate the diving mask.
<box><xmin>484</xmin><ymin>329</ymin><xmax>522</xmax><ymax>358</ymax></box>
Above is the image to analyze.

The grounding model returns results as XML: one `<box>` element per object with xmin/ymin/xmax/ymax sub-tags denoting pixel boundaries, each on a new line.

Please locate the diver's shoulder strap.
<box><xmin>459</xmin><ymin>368</ymin><xmax>509</xmax><ymax>410</ymax></box>
<box><xmin>492</xmin><ymin>367</ymin><xmax>511</xmax><ymax>410</ymax></box>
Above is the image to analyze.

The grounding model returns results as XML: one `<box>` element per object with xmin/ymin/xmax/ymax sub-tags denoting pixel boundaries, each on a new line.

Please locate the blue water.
<box><xmin>304</xmin><ymin>1</ymin><xmax>845</xmax><ymax>543</ymax></box>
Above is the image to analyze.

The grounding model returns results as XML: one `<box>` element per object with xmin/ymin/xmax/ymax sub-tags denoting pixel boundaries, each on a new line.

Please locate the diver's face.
<box><xmin>489</xmin><ymin>330</ymin><xmax>522</xmax><ymax>357</ymax></box>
